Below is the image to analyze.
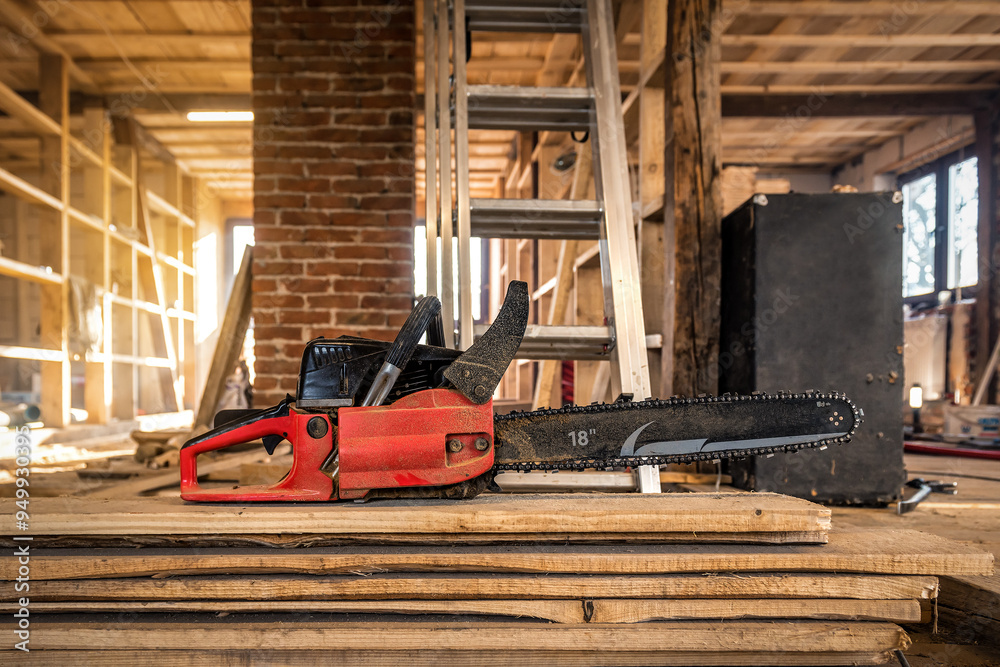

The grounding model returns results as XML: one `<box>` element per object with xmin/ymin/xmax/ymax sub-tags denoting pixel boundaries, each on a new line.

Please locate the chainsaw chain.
<box><xmin>491</xmin><ymin>391</ymin><xmax>862</xmax><ymax>472</ymax></box>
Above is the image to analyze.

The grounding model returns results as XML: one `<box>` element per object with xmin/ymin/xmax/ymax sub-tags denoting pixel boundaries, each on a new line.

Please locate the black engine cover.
<box><xmin>296</xmin><ymin>336</ymin><xmax>460</xmax><ymax>410</ymax></box>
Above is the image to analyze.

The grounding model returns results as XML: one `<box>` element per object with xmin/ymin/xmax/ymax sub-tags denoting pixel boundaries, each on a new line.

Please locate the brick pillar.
<box><xmin>251</xmin><ymin>0</ymin><xmax>416</xmax><ymax>406</ymax></box>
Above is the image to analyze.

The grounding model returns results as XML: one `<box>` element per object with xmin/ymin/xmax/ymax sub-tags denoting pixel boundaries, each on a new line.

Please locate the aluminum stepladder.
<box><xmin>424</xmin><ymin>0</ymin><xmax>653</xmax><ymax>425</ymax></box>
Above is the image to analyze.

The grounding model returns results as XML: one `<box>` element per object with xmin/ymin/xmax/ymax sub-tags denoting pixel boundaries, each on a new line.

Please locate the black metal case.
<box><xmin>720</xmin><ymin>193</ymin><xmax>905</xmax><ymax>504</ymax></box>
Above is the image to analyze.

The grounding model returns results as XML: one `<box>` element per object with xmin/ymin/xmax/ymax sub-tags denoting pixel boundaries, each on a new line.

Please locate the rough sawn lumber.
<box><xmin>23</xmin><ymin>493</ymin><xmax>832</xmax><ymax>536</ymax></box>
<box><xmin>5</xmin><ymin>530</ymin><xmax>990</xmax><ymax>579</ymax></box>
<box><xmin>10</xmin><ymin>573</ymin><xmax>940</xmax><ymax>602</ymax></box>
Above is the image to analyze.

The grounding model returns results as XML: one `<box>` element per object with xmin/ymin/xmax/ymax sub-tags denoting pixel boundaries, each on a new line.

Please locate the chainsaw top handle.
<box><xmin>362</xmin><ymin>294</ymin><xmax>442</xmax><ymax>406</ymax></box>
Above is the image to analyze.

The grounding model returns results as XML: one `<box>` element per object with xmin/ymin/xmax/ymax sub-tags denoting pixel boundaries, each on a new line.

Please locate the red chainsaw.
<box><xmin>180</xmin><ymin>281</ymin><xmax>861</xmax><ymax>502</ymax></box>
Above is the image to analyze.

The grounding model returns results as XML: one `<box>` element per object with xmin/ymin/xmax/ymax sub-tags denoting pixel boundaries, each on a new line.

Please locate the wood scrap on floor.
<box><xmin>937</xmin><ymin>573</ymin><xmax>1000</xmax><ymax>648</ymax></box>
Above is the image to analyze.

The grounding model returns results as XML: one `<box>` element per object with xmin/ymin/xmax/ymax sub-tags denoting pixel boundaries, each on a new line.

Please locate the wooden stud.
<box><xmin>38</xmin><ymin>53</ymin><xmax>71</xmax><ymax>428</ymax></box>
<box><xmin>83</xmin><ymin>106</ymin><xmax>111</xmax><ymax>424</ymax></box>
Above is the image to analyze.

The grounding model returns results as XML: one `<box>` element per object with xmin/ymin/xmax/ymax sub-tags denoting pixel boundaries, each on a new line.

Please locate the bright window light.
<box><xmin>186</xmin><ymin>111</ymin><xmax>254</xmax><ymax>122</ymax></box>
<box><xmin>909</xmin><ymin>385</ymin><xmax>923</xmax><ymax>410</ymax></box>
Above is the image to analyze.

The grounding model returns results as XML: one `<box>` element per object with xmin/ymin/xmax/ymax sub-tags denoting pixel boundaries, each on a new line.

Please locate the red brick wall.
<box><xmin>251</xmin><ymin>0</ymin><xmax>416</xmax><ymax>405</ymax></box>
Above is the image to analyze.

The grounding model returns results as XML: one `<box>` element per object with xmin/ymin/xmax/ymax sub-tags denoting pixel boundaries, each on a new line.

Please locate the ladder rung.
<box><xmin>470</xmin><ymin>198</ymin><xmax>602</xmax><ymax>240</ymax></box>
<box><xmin>465</xmin><ymin>85</ymin><xmax>593</xmax><ymax>132</ymax></box>
<box><xmin>466</xmin><ymin>0</ymin><xmax>584</xmax><ymax>33</ymax></box>
<box><xmin>474</xmin><ymin>324</ymin><xmax>613</xmax><ymax>360</ymax></box>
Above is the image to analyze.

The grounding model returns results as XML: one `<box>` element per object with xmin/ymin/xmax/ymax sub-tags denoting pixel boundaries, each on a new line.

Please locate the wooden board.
<box><xmin>12</xmin><ymin>529</ymin><xmax>829</xmax><ymax>548</ymax></box>
<box><xmin>1</xmin><ymin>598</ymin><xmax>924</xmax><ymax>624</ymax></box>
<box><xmin>936</xmin><ymin>605</ymin><xmax>1000</xmax><ymax>649</ymax></box>
<box><xmin>940</xmin><ymin>574</ymin><xmax>1000</xmax><ymax>620</ymax></box>
<box><xmin>8</xmin><ymin>573</ymin><xmax>939</xmax><ymax>602</ymax></box>
<box><xmin>0</xmin><ymin>648</ymin><xmax>899</xmax><ymax>667</ymax></box>
<box><xmin>18</xmin><ymin>493</ymin><xmax>832</xmax><ymax>536</ymax></box>
<box><xmin>6</xmin><ymin>530</ymin><xmax>990</xmax><ymax>579</ymax></box>
<box><xmin>0</xmin><ymin>621</ymin><xmax>910</xmax><ymax>652</ymax></box>
<box><xmin>589</xmin><ymin>598</ymin><xmax>923</xmax><ymax>623</ymax></box>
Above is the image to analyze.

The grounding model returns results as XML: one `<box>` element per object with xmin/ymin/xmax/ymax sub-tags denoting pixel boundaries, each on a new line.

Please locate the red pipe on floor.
<box><xmin>904</xmin><ymin>441</ymin><xmax>1000</xmax><ymax>460</ymax></box>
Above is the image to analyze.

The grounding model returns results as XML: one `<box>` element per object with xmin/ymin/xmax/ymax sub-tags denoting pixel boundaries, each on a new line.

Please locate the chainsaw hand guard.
<box><xmin>179</xmin><ymin>396</ymin><xmax>335</xmax><ymax>501</ymax></box>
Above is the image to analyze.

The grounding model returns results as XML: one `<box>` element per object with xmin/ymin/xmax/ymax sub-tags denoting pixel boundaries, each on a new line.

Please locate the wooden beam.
<box><xmin>663</xmin><ymin>0</ymin><xmax>723</xmax><ymax>397</ymax></box>
<box><xmin>0</xmin><ymin>0</ymin><xmax>99</xmax><ymax>93</ymax></box>
<box><xmin>722</xmin><ymin>93</ymin><xmax>994</xmax><ymax>118</ymax></box>
<box><xmin>49</xmin><ymin>31</ymin><xmax>249</xmax><ymax>47</ymax></box>
<box><xmin>723</xmin><ymin>33</ymin><xmax>1000</xmax><ymax>48</ymax></box>
<box><xmin>722</xmin><ymin>84</ymin><xmax>1000</xmax><ymax>95</ymax></box>
<box><xmin>722</xmin><ymin>60</ymin><xmax>1000</xmax><ymax>74</ymax></box>
<box><xmin>726</xmin><ymin>1</ymin><xmax>1000</xmax><ymax>15</ymax></box>
<box><xmin>78</xmin><ymin>59</ymin><xmax>249</xmax><ymax>72</ymax></box>
<box><xmin>975</xmin><ymin>102</ymin><xmax>1000</xmax><ymax>404</ymax></box>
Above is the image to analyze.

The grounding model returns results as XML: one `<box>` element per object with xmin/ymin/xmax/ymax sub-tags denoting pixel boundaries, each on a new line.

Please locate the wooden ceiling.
<box><xmin>1</xmin><ymin>0</ymin><xmax>999</xmax><ymax>204</ymax></box>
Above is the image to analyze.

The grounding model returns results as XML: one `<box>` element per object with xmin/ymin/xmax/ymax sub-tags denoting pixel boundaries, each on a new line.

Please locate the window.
<box><xmin>413</xmin><ymin>225</ymin><xmax>484</xmax><ymax>323</ymax></box>
<box><xmin>948</xmin><ymin>158</ymin><xmax>979</xmax><ymax>290</ymax></box>
<box><xmin>900</xmin><ymin>153</ymin><xmax>979</xmax><ymax>302</ymax></box>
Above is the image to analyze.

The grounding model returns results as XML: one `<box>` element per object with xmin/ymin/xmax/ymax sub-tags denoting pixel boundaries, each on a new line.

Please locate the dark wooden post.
<box><xmin>662</xmin><ymin>0</ymin><xmax>723</xmax><ymax>397</ymax></box>
<box><xmin>975</xmin><ymin>102</ymin><xmax>1000</xmax><ymax>403</ymax></box>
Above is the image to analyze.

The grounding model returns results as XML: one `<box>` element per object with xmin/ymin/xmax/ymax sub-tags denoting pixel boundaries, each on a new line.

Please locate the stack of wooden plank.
<box><xmin>3</xmin><ymin>493</ymin><xmax>993</xmax><ymax>665</ymax></box>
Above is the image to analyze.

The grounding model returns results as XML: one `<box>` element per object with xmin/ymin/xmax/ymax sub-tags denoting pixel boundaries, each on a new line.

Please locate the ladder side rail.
<box><xmin>453</xmin><ymin>0</ymin><xmax>475</xmax><ymax>350</ymax></box>
<box><xmin>582</xmin><ymin>0</ymin><xmax>651</xmax><ymax>400</ymax></box>
<box><xmin>436</xmin><ymin>0</ymin><xmax>456</xmax><ymax>347</ymax></box>
<box><xmin>423</xmin><ymin>0</ymin><xmax>439</xmax><ymax>300</ymax></box>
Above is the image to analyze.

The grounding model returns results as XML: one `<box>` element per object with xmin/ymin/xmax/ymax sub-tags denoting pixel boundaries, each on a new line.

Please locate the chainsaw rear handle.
<box><xmin>362</xmin><ymin>295</ymin><xmax>442</xmax><ymax>406</ymax></box>
<box><xmin>179</xmin><ymin>396</ymin><xmax>335</xmax><ymax>501</ymax></box>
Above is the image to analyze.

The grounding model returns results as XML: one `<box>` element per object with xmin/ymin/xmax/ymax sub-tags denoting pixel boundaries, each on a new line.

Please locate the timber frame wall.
<box><xmin>0</xmin><ymin>54</ymin><xmax>197</xmax><ymax>428</ymax></box>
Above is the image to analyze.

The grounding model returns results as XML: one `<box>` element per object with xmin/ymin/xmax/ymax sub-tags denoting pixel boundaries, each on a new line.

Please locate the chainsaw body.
<box><xmin>180</xmin><ymin>342</ymin><xmax>498</xmax><ymax>502</ymax></box>
<box><xmin>181</xmin><ymin>283</ymin><xmax>527</xmax><ymax>502</ymax></box>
